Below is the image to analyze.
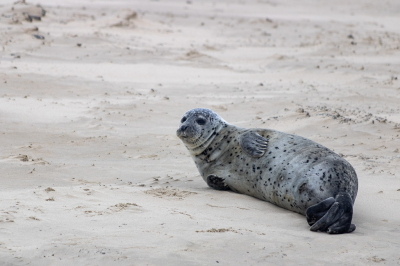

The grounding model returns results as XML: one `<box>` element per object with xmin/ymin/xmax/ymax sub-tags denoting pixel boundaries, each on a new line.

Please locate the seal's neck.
<box><xmin>188</xmin><ymin>122</ymin><xmax>230</xmax><ymax>156</ymax></box>
<box><xmin>191</xmin><ymin>123</ymin><xmax>241</xmax><ymax>161</ymax></box>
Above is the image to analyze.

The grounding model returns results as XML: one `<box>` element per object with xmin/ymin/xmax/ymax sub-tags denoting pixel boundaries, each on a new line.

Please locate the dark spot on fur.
<box><xmin>299</xmin><ymin>183</ymin><xmax>307</xmax><ymax>194</ymax></box>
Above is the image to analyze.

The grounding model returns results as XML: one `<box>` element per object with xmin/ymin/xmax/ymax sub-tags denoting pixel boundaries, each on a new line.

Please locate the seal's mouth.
<box><xmin>176</xmin><ymin>129</ymin><xmax>188</xmax><ymax>139</ymax></box>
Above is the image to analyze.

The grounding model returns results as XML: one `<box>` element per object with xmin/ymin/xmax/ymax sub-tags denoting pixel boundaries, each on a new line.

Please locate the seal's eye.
<box><xmin>196</xmin><ymin>118</ymin><xmax>206</xmax><ymax>125</ymax></box>
<box><xmin>181</xmin><ymin>117</ymin><xmax>187</xmax><ymax>123</ymax></box>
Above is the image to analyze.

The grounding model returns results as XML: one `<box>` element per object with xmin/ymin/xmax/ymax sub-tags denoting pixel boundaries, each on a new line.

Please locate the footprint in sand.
<box><xmin>2</xmin><ymin>154</ymin><xmax>49</xmax><ymax>165</ymax></box>
<box><xmin>144</xmin><ymin>187</ymin><xmax>197</xmax><ymax>200</ymax></box>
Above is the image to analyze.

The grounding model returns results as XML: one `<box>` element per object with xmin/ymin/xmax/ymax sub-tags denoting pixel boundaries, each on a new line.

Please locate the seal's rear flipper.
<box><xmin>306</xmin><ymin>197</ymin><xmax>335</xmax><ymax>226</ymax></box>
<box><xmin>206</xmin><ymin>175</ymin><xmax>230</xmax><ymax>191</ymax></box>
<box><xmin>308</xmin><ymin>192</ymin><xmax>355</xmax><ymax>234</ymax></box>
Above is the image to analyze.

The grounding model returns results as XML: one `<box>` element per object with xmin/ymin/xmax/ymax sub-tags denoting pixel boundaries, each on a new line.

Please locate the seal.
<box><xmin>177</xmin><ymin>108</ymin><xmax>358</xmax><ymax>234</ymax></box>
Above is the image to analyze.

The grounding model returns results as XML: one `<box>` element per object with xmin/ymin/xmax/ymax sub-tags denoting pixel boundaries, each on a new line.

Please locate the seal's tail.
<box><xmin>306</xmin><ymin>192</ymin><xmax>355</xmax><ymax>234</ymax></box>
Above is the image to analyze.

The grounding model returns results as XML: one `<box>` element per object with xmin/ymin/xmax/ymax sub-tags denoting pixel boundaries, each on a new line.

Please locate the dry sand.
<box><xmin>1</xmin><ymin>0</ymin><xmax>400</xmax><ymax>265</ymax></box>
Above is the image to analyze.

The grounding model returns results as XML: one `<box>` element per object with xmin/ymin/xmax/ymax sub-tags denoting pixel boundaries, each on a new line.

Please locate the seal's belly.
<box><xmin>205</xmin><ymin>132</ymin><xmax>357</xmax><ymax>215</ymax></box>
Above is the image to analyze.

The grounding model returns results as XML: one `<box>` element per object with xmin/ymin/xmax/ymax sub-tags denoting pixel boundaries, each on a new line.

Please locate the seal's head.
<box><xmin>177</xmin><ymin>108</ymin><xmax>227</xmax><ymax>155</ymax></box>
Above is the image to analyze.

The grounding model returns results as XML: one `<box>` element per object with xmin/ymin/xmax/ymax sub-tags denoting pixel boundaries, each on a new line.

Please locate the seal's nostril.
<box><xmin>180</xmin><ymin>125</ymin><xmax>188</xmax><ymax>132</ymax></box>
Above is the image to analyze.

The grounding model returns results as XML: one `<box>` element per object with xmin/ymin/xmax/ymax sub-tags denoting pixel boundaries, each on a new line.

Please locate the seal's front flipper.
<box><xmin>239</xmin><ymin>131</ymin><xmax>268</xmax><ymax>158</ymax></box>
<box><xmin>306</xmin><ymin>197</ymin><xmax>335</xmax><ymax>226</ymax></box>
<box><xmin>309</xmin><ymin>192</ymin><xmax>355</xmax><ymax>234</ymax></box>
<box><xmin>206</xmin><ymin>175</ymin><xmax>230</xmax><ymax>191</ymax></box>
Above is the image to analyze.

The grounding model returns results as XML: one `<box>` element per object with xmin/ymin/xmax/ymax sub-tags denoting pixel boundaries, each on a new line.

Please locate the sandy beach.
<box><xmin>1</xmin><ymin>0</ymin><xmax>400</xmax><ymax>265</ymax></box>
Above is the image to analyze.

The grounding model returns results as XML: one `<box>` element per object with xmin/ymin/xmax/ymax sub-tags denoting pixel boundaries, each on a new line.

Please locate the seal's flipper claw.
<box><xmin>327</xmin><ymin>223</ymin><xmax>356</xmax><ymax>234</ymax></box>
<box><xmin>309</xmin><ymin>192</ymin><xmax>355</xmax><ymax>234</ymax></box>
<box><xmin>348</xmin><ymin>224</ymin><xmax>356</xmax><ymax>233</ymax></box>
<box><xmin>239</xmin><ymin>131</ymin><xmax>268</xmax><ymax>158</ymax></box>
<box><xmin>306</xmin><ymin>197</ymin><xmax>335</xmax><ymax>226</ymax></box>
<box><xmin>206</xmin><ymin>175</ymin><xmax>230</xmax><ymax>191</ymax></box>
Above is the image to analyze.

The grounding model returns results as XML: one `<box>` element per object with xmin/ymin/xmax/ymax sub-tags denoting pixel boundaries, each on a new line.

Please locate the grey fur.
<box><xmin>177</xmin><ymin>108</ymin><xmax>358</xmax><ymax>234</ymax></box>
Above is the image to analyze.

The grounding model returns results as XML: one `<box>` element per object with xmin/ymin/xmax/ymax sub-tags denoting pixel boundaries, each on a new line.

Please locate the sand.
<box><xmin>1</xmin><ymin>0</ymin><xmax>400</xmax><ymax>265</ymax></box>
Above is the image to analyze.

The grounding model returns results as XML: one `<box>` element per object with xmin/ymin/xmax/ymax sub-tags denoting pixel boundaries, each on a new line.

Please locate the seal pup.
<box><xmin>176</xmin><ymin>108</ymin><xmax>358</xmax><ymax>234</ymax></box>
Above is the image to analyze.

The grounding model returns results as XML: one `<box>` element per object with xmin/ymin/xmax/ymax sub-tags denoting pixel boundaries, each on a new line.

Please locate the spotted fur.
<box><xmin>177</xmin><ymin>108</ymin><xmax>358</xmax><ymax>233</ymax></box>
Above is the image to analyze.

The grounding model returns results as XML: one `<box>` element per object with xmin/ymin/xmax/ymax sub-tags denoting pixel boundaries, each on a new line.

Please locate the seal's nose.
<box><xmin>177</xmin><ymin>125</ymin><xmax>189</xmax><ymax>138</ymax></box>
